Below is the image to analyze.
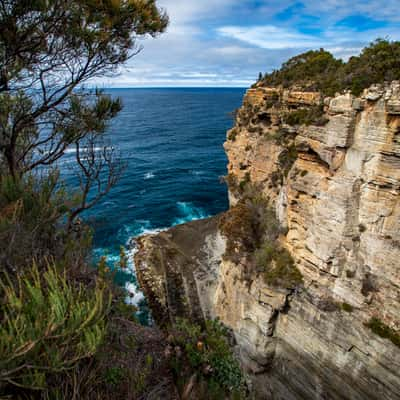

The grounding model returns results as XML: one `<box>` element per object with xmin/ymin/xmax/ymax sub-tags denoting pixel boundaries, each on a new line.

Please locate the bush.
<box><xmin>365</xmin><ymin>318</ymin><xmax>400</xmax><ymax>348</ymax></box>
<box><xmin>228</xmin><ymin>128</ymin><xmax>238</xmax><ymax>141</ymax></box>
<box><xmin>278</xmin><ymin>144</ymin><xmax>298</xmax><ymax>177</ymax></box>
<box><xmin>283</xmin><ymin>105</ymin><xmax>326</xmax><ymax>127</ymax></box>
<box><xmin>256</xmin><ymin>242</ymin><xmax>303</xmax><ymax>288</ymax></box>
<box><xmin>341</xmin><ymin>302</ymin><xmax>354</xmax><ymax>313</ymax></box>
<box><xmin>261</xmin><ymin>39</ymin><xmax>400</xmax><ymax>97</ymax></box>
<box><xmin>169</xmin><ymin>318</ymin><xmax>245</xmax><ymax>399</ymax></box>
<box><xmin>0</xmin><ymin>262</ymin><xmax>111</xmax><ymax>392</ymax></box>
<box><xmin>219</xmin><ymin>202</ymin><xmax>257</xmax><ymax>261</ymax></box>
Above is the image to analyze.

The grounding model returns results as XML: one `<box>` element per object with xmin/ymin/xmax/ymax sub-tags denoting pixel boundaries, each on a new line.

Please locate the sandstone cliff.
<box><xmin>135</xmin><ymin>82</ymin><xmax>400</xmax><ymax>399</ymax></box>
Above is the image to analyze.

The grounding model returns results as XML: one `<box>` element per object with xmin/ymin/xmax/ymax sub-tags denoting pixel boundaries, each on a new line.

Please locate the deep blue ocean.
<box><xmin>62</xmin><ymin>88</ymin><xmax>246</xmax><ymax>322</ymax></box>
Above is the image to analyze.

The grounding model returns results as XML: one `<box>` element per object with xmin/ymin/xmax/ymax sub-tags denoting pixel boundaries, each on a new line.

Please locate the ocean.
<box><xmin>61</xmin><ymin>87</ymin><xmax>246</xmax><ymax>323</ymax></box>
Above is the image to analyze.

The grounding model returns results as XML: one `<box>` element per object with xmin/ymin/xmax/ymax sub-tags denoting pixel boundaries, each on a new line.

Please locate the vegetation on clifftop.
<box><xmin>259</xmin><ymin>39</ymin><xmax>400</xmax><ymax>96</ymax></box>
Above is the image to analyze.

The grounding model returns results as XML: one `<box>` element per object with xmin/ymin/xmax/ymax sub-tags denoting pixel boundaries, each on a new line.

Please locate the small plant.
<box><xmin>256</xmin><ymin>242</ymin><xmax>303</xmax><ymax>288</ymax></box>
<box><xmin>219</xmin><ymin>202</ymin><xmax>256</xmax><ymax>261</ymax></box>
<box><xmin>104</xmin><ymin>366</ymin><xmax>126</xmax><ymax>386</ymax></box>
<box><xmin>239</xmin><ymin>172</ymin><xmax>251</xmax><ymax>192</ymax></box>
<box><xmin>278</xmin><ymin>144</ymin><xmax>298</xmax><ymax>177</ymax></box>
<box><xmin>358</xmin><ymin>223</ymin><xmax>367</xmax><ymax>233</ymax></box>
<box><xmin>365</xmin><ymin>317</ymin><xmax>400</xmax><ymax>348</ymax></box>
<box><xmin>283</xmin><ymin>105</ymin><xmax>326</xmax><ymax>127</ymax></box>
<box><xmin>341</xmin><ymin>302</ymin><xmax>354</xmax><ymax>313</ymax></box>
<box><xmin>0</xmin><ymin>263</ymin><xmax>110</xmax><ymax>391</ymax></box>
<box><xmin>361</xmin><ymin>273</ymin><xmax>378</xmax><ymax>296</ymax></box>
<box><xmin>228</xmin><ymin>128</ymin><xmax>238</xmax><ymax>141</ymax></box>
<box><xmin>346</xmin><ymin>269</ymin><xmax>356</xmax><ymax>278</ymax></box>
<box><xmin>169</xmin><ymin>319</ymin><xmax>245</xmax><ymax>398</ymax></box>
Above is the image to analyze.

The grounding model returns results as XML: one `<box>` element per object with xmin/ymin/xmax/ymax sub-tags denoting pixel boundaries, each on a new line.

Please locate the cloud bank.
<box><xmin>96</xmin><ymin>0</ymin><xmax>400</xmax><ymax>88</ymax></box>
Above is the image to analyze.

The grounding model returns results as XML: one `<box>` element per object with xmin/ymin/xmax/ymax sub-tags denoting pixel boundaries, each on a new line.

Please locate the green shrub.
<box><xmin>228</xmin><ymin>128</ymin><xmax>238</xmax><ymax>141</ymax></box>
<box><xmin>341</xmin><ymin>302</ymin><xmax>354</xmax><ymax>313</ymax></box>
<box><xmin>219</xmin><ymin>202</ymin><xmax>256</xmax><ymax>261</ymax></box>
<box><xmin>278</xmin><ymin>144</ymin><xmax>298</xmax><ymax>177</ymax></box>
<box><xmin>365</xmin><ymin>317</ymin><xmax>400</xmax><ymax>348</ymax></box>
<box><xmin>0</xmin><ymin>262</ymin><xmax>111</xmax><ymax>392</ymax></box>
<box><xmin>239</xmin><ymin>172</ymin><xmax>251</xmax><ymax>192</ymax></box>
<box><xmin>104</xmin><ymin>367</ymin><xmax>126</xmax><ymax>386</ymax></box>
<box><xmin>358</xmin><ymin>223</ymin><xmax>367</xmax><ymax>233</ymax></box>
<box><xmin>283</xmin><ymin>105</ymin><xmax>326</xmax><ymax>127</ymax></box>
<box><xmin>169</xmin><ymin>318</ymin><xmax>245</xmax><ymax>398</ymax></box>
<box><xmin>256</xmin><ymin>242</ymin><xmax>303</xmax><ymax>288</ymax></box>
<box><xmin>260</xmin><ymin>39</ymin><xmax>400</xmax><ymax>97</ymax></box>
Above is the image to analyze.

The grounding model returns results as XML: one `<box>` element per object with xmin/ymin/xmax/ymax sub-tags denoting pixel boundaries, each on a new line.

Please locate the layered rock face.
<box><xmin>135</xmin><ymin>82</ymin><xmax>400</xmax><ymax>399</ymax></box>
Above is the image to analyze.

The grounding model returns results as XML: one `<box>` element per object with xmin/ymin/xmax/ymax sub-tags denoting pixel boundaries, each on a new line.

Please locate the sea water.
<box><xmin>61</xmin><ymin>87</ymin><xmax>246</xmax><ymax>323</ymax></box>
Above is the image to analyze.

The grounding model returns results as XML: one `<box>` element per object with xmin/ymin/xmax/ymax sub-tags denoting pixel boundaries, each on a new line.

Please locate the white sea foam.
<box><xmin>173</xmin><ymin>201</ymin><xmax>208</xmax><ymax>225</ymax></box>
<box><xmin>144</xmin><ymin>172</ymin><xmax>155</xmax><ymax>180</ymax></box>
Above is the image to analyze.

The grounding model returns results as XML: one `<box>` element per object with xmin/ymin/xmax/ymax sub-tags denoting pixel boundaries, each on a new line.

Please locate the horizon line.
<box><xmin>92</xmin><ymin>85</ymin><xmax>250</xmax><ymax>89</ymax></box>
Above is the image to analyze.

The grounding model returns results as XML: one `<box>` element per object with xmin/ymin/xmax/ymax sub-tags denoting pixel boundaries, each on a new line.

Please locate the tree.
<box><xmin>0</xmin><ymin>1</ymin><xmax>169</xmax><ymax>398</ymax></box>
<box><xmin>0</xmin><ymin>0</ymin><xmax>168</xmax><ymax>252</ymax></box>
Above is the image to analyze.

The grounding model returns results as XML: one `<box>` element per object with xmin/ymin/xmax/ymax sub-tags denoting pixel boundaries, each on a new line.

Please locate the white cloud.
<box><xmin>91</xmin><ymin>0</ymin><xmax>400</xmax><ymax>87</ymax></box>
<box><xmin>218</xmin><ymin>25</ymin><xmax>326</xmax><ymax>49</ymax></box>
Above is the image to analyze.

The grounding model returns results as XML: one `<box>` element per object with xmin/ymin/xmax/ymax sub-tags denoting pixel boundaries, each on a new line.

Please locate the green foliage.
<box><xmin>219</xmin><ymin>201</ymin><xmax>257</xmax><ymax>261</ymax></box>
<box><xmin>341</xmin><ymin>302</ymin><xmax>354</xmax><ymax>313</ymax></box>
<box><xmin>228</xmin><ymin>128</ymin><xmax>239</xmax><ymax>141</ymax></box>
<box><xmin>283</xmin><ymin>105</ymin><xmax>327</xmax><ymax>127</ymax></box>
<box><xmin>365</xmin><ymin>318</ymin><xmax>400</xmax><ymax>348</ymax></box>
<box><xmin>0</xmin><ymin>262</ymin><xmax>111</xmax><ymax>391</ymax></box>
<box><xmin>256</xmin><ymin>242</ymin><xmax>303</xmax><ymax>288</ymax></box>
<box><xmin>278</xmin><ymin>144</ymin><xmax>298</xmax><ymax>178</ymax></box>
<box><xmin>239</xmin><ymin>172</ymin><xmax>251</xmax><ymax>192</ymax></box>
<box><xmin>261</xmin><ymin>39</ymin><xmax>400</xmax><ymax>97</ymax></box>
<box><xmin>104</xmin><ymin>367</ymin><xmax>126</xmax><ymax>387</ymax></box>
<box><xmin>170</xmin><ymin>318</ymin><xmax>245</xmax><ymax>398</ymax></box>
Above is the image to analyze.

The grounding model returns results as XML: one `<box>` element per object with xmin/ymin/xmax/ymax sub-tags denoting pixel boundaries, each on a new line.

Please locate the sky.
<box><xmin>99</xmin><ymin>0</ymin><xmax>400</xmax><ymax>88</ymax></box>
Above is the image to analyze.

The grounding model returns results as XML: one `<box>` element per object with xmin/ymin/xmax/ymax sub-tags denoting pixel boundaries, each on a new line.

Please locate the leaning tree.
<box><xmin>0</xmin><ymin>0</ymin><xmax>168</xmax><ymax>211</ymax></box>
<box><xmin>0</xmin><ymin>0</ymin><xmax>168</xmax><ymax>270</ymax></box>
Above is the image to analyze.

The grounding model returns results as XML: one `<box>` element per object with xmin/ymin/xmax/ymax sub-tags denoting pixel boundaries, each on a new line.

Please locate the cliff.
<box><xmin>134</xmin><ymin>82</ymin><xmax>400</xmax><ymax>399</ymax></box>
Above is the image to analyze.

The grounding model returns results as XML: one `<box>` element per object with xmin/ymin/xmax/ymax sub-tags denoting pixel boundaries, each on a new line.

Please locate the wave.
<box><xmin>144</xmin><ymin>172</ymin><xmax>155</xmax><ymax>180</ymax></box>
<box><xmin>173</xmin><ymin>201</ymin><xmax>208</xmax><ymax>225</ymax></box>
<box><xmin>190</xmin><ymin>170</ymin><xmax>205</xmax><ymax>176</ymax></box>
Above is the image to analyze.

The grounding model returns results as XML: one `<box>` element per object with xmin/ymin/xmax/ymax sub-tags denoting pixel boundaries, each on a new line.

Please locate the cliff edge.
<box><xmin>135</xmin><ymin>82</ymin><xmax>400</xmax><ymax>399</ymax></box>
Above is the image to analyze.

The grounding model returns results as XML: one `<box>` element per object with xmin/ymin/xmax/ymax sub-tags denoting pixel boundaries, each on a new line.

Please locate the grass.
<box><xmin>365</xmin><ymin>317</ymin><xmax>400</xmax><ymax>348</ymax></box>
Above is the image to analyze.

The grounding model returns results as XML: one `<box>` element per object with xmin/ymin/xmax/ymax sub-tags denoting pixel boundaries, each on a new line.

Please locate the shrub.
<box><xmin>341</xmin><ymin>302</ymin><xmax>354</xmax><ymax>313</ymax></box>
<box><xmin>169</xmin><ymin>318</ymin><xmax>245</xmax><ymax>399</ymax></box>
<box><xmin>228</xmin><ymin>128</ymin><xmax>238</xmax><ymax>141</ymax></box>
<box><xmin>256</xmin><ymin>242</ymin><xmax>303</xmax><ymax>288</ymax></box>
<box><xmin>365</xmin><ymin>318</ymin><xmax>400</xmax><ymax>348</ymax></box>
<box><xmin>260</xmin><ymin>39</ymin><xmax>400</xmax><ymax>97</ymax></box>
<box><xmin>0</xmin><ymin>262</ymin><xmax>111</xmax><ymax>392</ymax></box>
<box><xmin>361</xmin><ymin>273</ymin><xmax>379</xmax><ymax>296</ymax></box>
<box><xmin>219</xmin><ymin>202</ymin><xmax>256</xmax><ymax>261</ymax></box>
<box><xmin>104</xmin><ymin>367</ymin><xmax>126</xmax><ymax>386</ymax></box>
<box><xmin>283</xmin><ymin>105</ymin><xmax>326</xmax><ymax>127</ymax></box>
<box><xmin>239</xmin><ymin>172</ymin><xmax>251</xmax><ymax>192</ymax></box>
<box><xmin>278</xmin><ymin>144</ymin><xmax>298</xmax><ymax>177</ymax></box>
<box><xmin>358</xmin><ymin>223</ymin><xmax>367</xmax><ymax>233</ymax></box>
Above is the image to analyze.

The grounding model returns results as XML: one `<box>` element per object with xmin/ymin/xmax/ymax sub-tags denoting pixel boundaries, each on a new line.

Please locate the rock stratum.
<box><xmin>135</xmin><ymin>82</ymin><xmax>400</xmax><ymax>399</ymax></box>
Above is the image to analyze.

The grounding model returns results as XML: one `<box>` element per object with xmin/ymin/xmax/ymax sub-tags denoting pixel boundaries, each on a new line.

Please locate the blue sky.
<box><xmin>100</xmin><ymin>0</ymin><xmax>400</xmax><ymax>87</ymax></box>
